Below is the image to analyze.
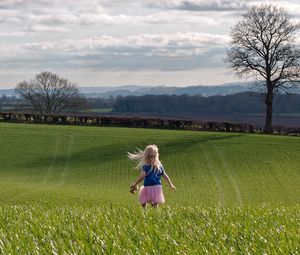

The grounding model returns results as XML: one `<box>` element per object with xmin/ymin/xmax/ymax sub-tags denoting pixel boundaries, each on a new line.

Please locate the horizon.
<box><xmin>0</xmin><ymin>81</ymin><xmax>253</xmax><ymax>90</ymax></box>
<box><xmin>1</xmin><ymin>0</ymin><xmax>299</xmax><ymax>88</ymax></box>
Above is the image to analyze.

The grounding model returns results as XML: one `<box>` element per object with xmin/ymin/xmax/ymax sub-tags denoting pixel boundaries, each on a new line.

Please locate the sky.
<box><xmin>0</xmin><ymin>0</ymin><xmax>300</xmax><ymax>88</ymax></box>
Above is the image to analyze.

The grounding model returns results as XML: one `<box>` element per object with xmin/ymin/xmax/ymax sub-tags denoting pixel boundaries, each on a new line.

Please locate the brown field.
<box><xmin>106</xmin><ymin>112</ymin><xmax>300</xmax><ymax>128</ymax></box>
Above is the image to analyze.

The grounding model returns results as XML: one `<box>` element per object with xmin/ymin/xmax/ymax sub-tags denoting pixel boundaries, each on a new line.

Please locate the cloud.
<box><xmin>0</xmin><ymin>31</ymin><xmax>28</xmax><ymax>37</ymax></box>
<box><xmin>0</xmin><ymin>0</ymin><xmax>107</xmax><ymax>25</ymax></box>
<box><xmin>0</xmin><ymin>0</ymin><xmax>235</xmax><ymax>34</ymax></box>
<box><xmin>23</xmin><ymin>33</ymin><xmax>229</xmax><ymax>56</ymax></box>
<box><xmin>149</xmin><ymin>0</ymin><xmax>250</xmax><ymax>12</ymax></box>
<box><xmin>0</xmin><ymin>33</ymin><xmax>229</xmax><ymax>72</ymax></box>
<box><xmin>1</xmin><ymin>0</ymin><xmax>300</xmax><ymax>27</ymax></box>
<box><xmin>1</xmin><ymin>0</ymin><xmax>299</xmax><ymax>88</ymax></box>
<box><xmin>148</xmin><ymin>0</ymin><xmax>300</xmax><ymax>17</ymax></box>
<box><xmin>25</xmin><ymin>25</ymin><xmax>69</xmax><ymax>32</ymax></box>
<box><xmin>0</xmin><ymin>9</ymin><xmax>22</xmax><ymax>23</ymax></box>
<box><xmin>0</xmin><ymin>8</ymin><xmax>220</xmax><ymax>28</ymax></box>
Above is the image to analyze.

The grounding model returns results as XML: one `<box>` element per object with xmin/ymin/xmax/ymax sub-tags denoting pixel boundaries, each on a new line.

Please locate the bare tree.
<box><xmin>15</xmin><ymin>71</ymin><xmax>86</xmax><ymax>114</ymax></box>
<box><xmin>227</xmin><ymin>4</ymin><xmax>300</xmax><ymax>133</ymax></box>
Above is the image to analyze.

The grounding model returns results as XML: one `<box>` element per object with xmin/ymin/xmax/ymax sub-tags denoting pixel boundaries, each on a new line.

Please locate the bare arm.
<box><xmin>163</xmin><ymin>173</ymin><xmax>176</xmax><ymax>189</ymax></box>
<box><xmin>131</xmin><ymin>171</ymin><xmax>146</xmax><ymax>187</ymax></box>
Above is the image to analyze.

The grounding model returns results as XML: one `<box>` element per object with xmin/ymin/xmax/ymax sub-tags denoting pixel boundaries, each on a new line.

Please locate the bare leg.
<box><xmin>151</xmin><ymin>203</ymin><xmax>158</xmax><ymax>208</ymax></box>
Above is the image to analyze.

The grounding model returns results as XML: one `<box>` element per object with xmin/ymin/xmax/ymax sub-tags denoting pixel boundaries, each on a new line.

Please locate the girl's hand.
<box><xmin>130</xmin><ymin>184</ymin><xmax>137</xmax><ymax>189</ymax></box>
<box><xmin>130</xmin><ymin>184</ymin><xmax>139</xmax><ymax>194</ymax></box>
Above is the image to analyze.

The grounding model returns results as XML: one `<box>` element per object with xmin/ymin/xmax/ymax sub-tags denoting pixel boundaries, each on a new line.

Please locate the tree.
<box><xmin>15</xmin><ymin>71</ymin><xmax>86</xmax><ymax>114</ymax></box>
<box><xmin>227</xmin><ymin>4</ymin><xmax>300</xmax><ymax>133</ymax></box>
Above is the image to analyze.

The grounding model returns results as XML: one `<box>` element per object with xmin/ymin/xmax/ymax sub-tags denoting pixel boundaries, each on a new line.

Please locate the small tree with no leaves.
<box><xmin>227</xmin><ymin>4</ymin><xmax>300</xmax><ymax>133</ymax></box>
<box><xmin>16</xmin><ymin>71</ymin><xmax>86</xmax><ymax>114</ymax></box>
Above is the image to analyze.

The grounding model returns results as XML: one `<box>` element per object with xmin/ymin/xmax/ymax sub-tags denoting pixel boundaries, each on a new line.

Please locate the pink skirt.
<box><xmin>138</xmin><ymin>185</ymin><xmax>165</xmax><ymax>204</ymax></box>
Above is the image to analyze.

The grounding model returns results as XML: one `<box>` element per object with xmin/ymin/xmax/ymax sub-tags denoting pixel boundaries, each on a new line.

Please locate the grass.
<box><xmin>81</xmin><ymin>108</ymin><xmax>113</xmax><ymax>113</ymax></box>
<box><xmin>0</xmin><ymin>204</ymin><xmax>299</xmax><ymax>254</ymax></box>
<box><xmin>1</xmin><ymin>122</ymin><xmax>299</xmax><ymax>206</ymax></box>
<box><xmin>0</xmin><ymin>122</ymin><xmax>299</xmax><ymax>253</ymax></box>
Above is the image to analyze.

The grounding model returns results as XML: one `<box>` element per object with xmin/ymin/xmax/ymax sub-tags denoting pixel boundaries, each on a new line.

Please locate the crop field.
<box><xmin>81</xmin><ymin>108</ymin><xmax>113</xmax><ymax>113</ymax></box>
<box><xmin>0</xmin><ymin>123</ymin><xmax>299</xmax><ymax>253</ymax></box>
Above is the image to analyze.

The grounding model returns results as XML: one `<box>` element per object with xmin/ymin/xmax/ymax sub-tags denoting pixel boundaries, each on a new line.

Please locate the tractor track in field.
<box><xmin>200</xmin><ymin>146</ymin><xmax>225</xmax><ymax>206</ymax></box>
<box><xmin>210</xmin><ymin>142</ymin><xmax>243</xmax><ymax>206</ymax></box>
<box><xmin>59</xmin><ymin>134</ymin><xmax>74</xmax><ymax>185</ymax></box>
<box><xmin>42</xmin><ymin>136</ymin><xmax>60</xmax><ymax>183</ymax></box>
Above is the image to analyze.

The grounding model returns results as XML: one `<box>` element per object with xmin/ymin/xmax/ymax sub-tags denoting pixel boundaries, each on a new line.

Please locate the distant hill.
<box><xmin>0</xmin><ymin>89</ymin><xmax>14</xmax><ymax>96</ymax></box>
<box><xmin>2</xmin><ymin>82</ymin><xmax>300</xmax><ymax>98</ymax></box>
<box><xmin>79</xmin><ymin>82</ymin><xmax>256</xmax><ymax>97</ymax></box>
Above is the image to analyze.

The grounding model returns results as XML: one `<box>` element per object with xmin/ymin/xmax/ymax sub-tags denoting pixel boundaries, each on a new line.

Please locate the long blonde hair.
<box><xmin>128</xmin><ymin>144</ymin><xmax>162</xmax><ymax>171</ymax></box>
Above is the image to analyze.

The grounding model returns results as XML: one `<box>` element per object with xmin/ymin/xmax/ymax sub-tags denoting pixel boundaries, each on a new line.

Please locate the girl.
<box><xmin>128</xmin><ymin>144</ymin><xmax>176</xmax><ymax>208</ymax></box>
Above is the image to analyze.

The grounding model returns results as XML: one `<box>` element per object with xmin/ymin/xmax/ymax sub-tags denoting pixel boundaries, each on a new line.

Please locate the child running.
<box><xmin>128</xmin><ymin>144</ymin><xmax>176</xmax><ymax>208</ymax></box>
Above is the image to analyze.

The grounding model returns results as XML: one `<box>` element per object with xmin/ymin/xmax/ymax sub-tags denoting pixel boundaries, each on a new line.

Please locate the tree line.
<box><xmin>3</xmin><ymin>92</ymin><xmax>300</xmax><ymax>115</ymax></box>
<box><xmin>112</xmin><ymin>93</ymin><xmax>300</xmax><ymax>114</ymax></box>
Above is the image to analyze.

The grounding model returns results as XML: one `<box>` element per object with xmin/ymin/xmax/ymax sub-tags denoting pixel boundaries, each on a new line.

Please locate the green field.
<box><xmin>1</xmin><ymin>122</ymin><xmax>300</xmax><ymax>206</ymax></box>
<box><xmin>81</xmin><ymin>108</ymin><xmax>113</xmax><ymax>113</ymax></box>
<box><xmin>0</xmin><ymin>123</ymin><xmax>299</xmax><ymax>253</ymax></box>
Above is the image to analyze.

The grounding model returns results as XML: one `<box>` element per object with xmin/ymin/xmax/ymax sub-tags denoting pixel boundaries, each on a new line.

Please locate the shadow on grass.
<box><xmin>161</xmin><ymin>134</ymin><xmax>244</xmax><ymax>152</ymax></box>
<box><xmin>14</xmin><ymin>133</ymin><xmax>244</xmax><ymax>171</ymax></box>
<box><xmin>15</xmin><ymin>139</ymin><xmax>141</xmax><ymax>171</ymax></box>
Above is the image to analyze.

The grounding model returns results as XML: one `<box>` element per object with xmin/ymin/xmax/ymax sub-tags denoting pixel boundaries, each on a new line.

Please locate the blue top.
<box><xmin>143</xmin><ymin>164</ymin><xmax>165</xmax><ymax>186</ymax></box>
